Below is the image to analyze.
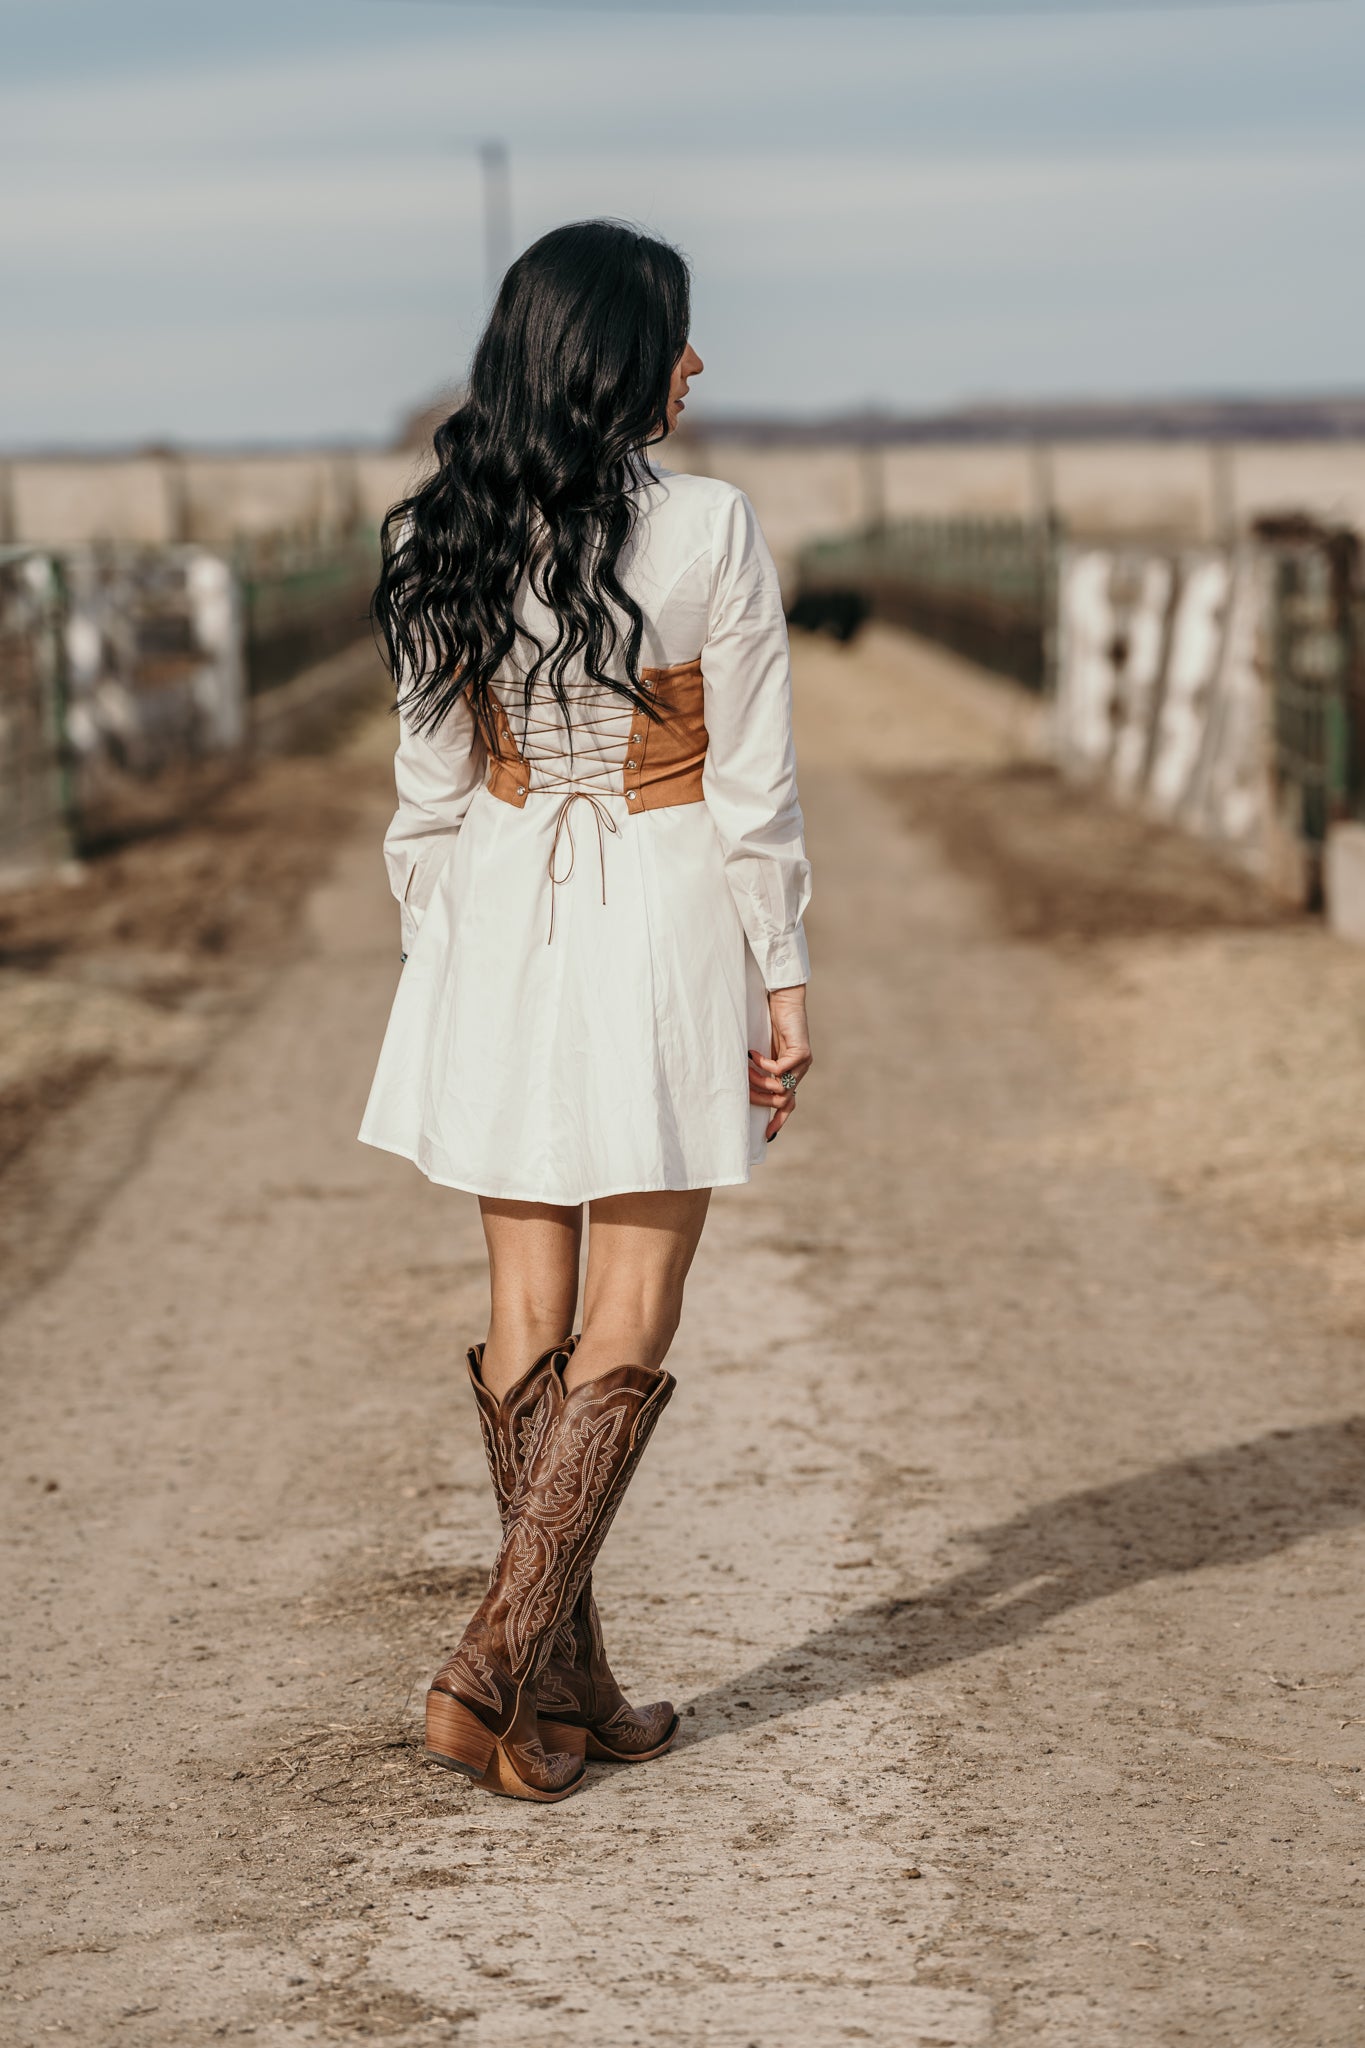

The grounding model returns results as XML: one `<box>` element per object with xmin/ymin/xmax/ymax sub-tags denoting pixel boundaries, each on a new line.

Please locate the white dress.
<box><xmin>357</xmin><ymin>465</ymin><xmax>812</xmax><ymax>1205</ymax></box>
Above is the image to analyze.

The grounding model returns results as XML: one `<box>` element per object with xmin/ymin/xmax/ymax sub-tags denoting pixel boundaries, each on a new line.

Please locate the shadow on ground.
<box><xmin>679</xmin><ymin>1417</ymin><xmax>1365</xmax><ymax>1741</ymax></box>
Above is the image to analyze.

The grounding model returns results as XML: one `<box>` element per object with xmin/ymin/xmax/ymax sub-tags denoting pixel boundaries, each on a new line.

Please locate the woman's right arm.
<box><xmin>699</xmin><ymin>487</ymin><xmax>814</xmax><ymax>1136</ymax></box>
<box><xmin>698</xmin><ymin>488</ymin><xmax>813</xmax><ymax>993</ymax></box>
<box><xmin>384</xmin><ymin>690</ymin><xmax>487</xmax><ymax>960</ymax></box>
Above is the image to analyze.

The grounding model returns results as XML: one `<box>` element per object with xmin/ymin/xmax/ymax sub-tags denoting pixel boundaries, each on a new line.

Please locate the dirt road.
<box><xmin>4</xmin><ymin>627</ymin><xmax>1364</xmax><ymax>2047</ymax></box>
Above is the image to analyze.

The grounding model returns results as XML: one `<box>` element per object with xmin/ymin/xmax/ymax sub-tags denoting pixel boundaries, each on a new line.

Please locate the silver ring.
<box><xmin>779</xmin><ymin>1071</ymin><xmax>799</xmax><ymax>1092</ymax></box>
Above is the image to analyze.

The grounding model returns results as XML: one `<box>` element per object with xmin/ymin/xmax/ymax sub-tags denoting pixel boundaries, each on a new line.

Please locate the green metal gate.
<box><xmin>234</xmin><ymin>529</ymin><xmax>380</xmax><ymax>697</ymax></box>
<box><xmin>1259</xmin><ymin>521</ymin><xmax>1363</xmax><ymax>849</ymax></box>
<box><xmin>0</xmin><ymin>549</ymin><xmax>71</xmax><ymax>875</ymax></box>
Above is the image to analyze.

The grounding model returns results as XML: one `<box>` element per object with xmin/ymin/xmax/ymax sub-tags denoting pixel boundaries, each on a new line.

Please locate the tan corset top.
<box><xmin>479</xmin><ymin>658</ymin><xmax>709</xmax><ymax>943</ymax></box>
<box><xmin>481</xmin><ymin>657</ymin><xmax>708</xmax><ymax>814</ymax></box>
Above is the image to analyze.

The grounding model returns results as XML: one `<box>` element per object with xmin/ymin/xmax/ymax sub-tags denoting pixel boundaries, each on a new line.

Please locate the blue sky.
<box><xmin>3</xmin><ymin>0</ymin><xmax>1362</xmax><ymax>447</ymax></box>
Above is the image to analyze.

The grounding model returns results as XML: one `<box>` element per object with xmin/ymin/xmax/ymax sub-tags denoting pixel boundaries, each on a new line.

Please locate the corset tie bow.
<box><xmin>546</xmin><ymin>790</ymin><xmax>620</xmax><ymax>944</ymax></box>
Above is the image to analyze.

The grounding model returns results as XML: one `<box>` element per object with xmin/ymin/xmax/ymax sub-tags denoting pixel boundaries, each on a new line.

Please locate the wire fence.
<box><xmin>0</xmin><ymin>550</ymin><xmax>70</xmax><ymax>873</ymax></box>
<box><xmin>234</xmin><ymin>530</ymin><xmax>380</xmax><ymax>698</ymax></box>
<box><xmin>791</xmin><ymin>514</ymin><xmax>1056</xmax><ymax>690</ymax></box>
<box><xmin>1257</xmin><ymin>522</ymin><xmax>1363</xmax><ymax>849</ymax></box>
<box><xmin>0</xmin><ymin>531</ymin><xmax>382</xmax><ymax>876</ymax></box>
<box><xmin>791</xmin><ymin>512</ymin><xmax>1365</xmax><ymax>875</ymax></box>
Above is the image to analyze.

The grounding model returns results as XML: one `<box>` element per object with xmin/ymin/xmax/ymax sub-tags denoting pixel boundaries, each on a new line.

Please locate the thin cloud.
<box><xmin>2</xmin><ymin>0</ymin><xmax>1361</xmax><ymax>443</ymax></box>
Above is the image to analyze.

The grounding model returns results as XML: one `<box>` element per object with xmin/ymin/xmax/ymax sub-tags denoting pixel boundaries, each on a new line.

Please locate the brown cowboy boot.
<box><xmin>465</xmin><ymin>1339</ymin><xmax>679</xmax><ymax>1763</ymax></box>
<box><xmin>426</xmin><ymin>1358</ymin><xmax>675</xmax><ymax>1802</ymax></box>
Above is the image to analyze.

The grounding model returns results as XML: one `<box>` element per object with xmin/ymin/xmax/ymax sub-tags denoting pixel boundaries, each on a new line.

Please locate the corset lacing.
<box><xmin>499</xmin><ymin>681</ymin><xmax>648</xmax><ymax>944</ymax></box>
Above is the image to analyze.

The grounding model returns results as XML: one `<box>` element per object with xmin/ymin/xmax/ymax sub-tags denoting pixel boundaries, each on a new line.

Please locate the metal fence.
<box><xmin>791</xmin><ymin>515</ymin><xmax>1055</xmax><ymax>690</ymax></box>
<box><xmin>792</xmin><ymin>510</ymin><xmax>1365</xmax><ymax>882</ymax></box>
<box><xmin>1257</xmin><ymin>522</ymin><xmax>1363</xmax><ymax>849</ymax></box>
<box><xmin>0</xmin><ymin>531</ymin><xmax>381</xmax><ymax>874</ymax></box>
<box><xmin>0</xmin><ymin>549</ymin><xmax>70</xmax><ymax>874</ymax></box>
<box><xmin>58</xmin><ymin>544</ymin><xmax>248</xmax><ymax>849</ymax></box>
<box><xmin>234</xmin><ymin>530</ymin><xmax>379</xmax><ymax>697</ymax></box>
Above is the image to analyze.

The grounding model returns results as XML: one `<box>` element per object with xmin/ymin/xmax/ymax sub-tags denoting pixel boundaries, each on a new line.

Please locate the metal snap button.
<box><xmin>516</xmin><ymin>786</ymin><xmax>526</xmax><ymax>796</ymax></box>
<box><xmin>627</xmin><ymin>790</ymin><xmax>638</xmax><ymax>800</ymax></box>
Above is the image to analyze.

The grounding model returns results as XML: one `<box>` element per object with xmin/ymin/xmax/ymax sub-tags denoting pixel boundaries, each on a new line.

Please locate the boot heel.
<box><xmin>538</xmin><ymin>1719</ymin><xmax>588</xmax><ymax>1762</ymax></box>
<box><xmin>425</xmin><ymin>1690</ymin><xmax>496</xmax><ymax>1778</ymax></box>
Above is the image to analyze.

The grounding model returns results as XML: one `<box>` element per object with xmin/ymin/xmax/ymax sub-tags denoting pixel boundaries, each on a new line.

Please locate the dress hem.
<box><xmin>356</xmin><ymin>1128</ymin><xmax>762</xmax><ymax>1204</ymax></box>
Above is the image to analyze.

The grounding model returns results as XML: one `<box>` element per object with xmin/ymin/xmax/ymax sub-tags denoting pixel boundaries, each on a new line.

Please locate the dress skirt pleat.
<box><xmin>358</xmin><ymin>784</ymin><xmax>772</xmax><ymax>1203</ymax></box>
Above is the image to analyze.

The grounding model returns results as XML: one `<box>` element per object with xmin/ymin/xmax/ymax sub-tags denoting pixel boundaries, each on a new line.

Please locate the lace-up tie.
<box><xmin>546</xmin><ymin>790</ymin><xmax>620</xmax><ymax>945</ymax></box>
<box><xmin>481</xmin><ymin>662</ymin><xmax>708</xmax><ymax>942</ymax></box>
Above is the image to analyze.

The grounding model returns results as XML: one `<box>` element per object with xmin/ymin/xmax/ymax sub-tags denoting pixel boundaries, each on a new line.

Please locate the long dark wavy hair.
<box><xmin>372</xmin><ymin>219</ymin><xmax>691</xmax><ymax>747</ymax></box>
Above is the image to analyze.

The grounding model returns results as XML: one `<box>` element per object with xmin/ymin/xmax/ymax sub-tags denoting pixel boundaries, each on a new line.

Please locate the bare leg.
<box><xmin>477</xmin><ymin>1197</ymin><xmax>582</xmax><ymax>1400</ymax></box>
<box><xmin>566</xmin><ymin>1188</ymin><xmax>712</xmax><ymax>1391</ymax></box>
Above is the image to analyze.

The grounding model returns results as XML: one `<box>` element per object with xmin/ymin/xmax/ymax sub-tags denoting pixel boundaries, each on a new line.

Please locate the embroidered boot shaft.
<box><xmin>466</xmin><ymin>1340</ymin><xmax>678</xmax><ymax>1762</ymax></box>
<box><xmin>427</xmin><ymin>1358</ymin><xmax>676</xmax><ymax>1799</ymax></box>
<box><xmin>465</xmin><ymin>1341</ymin><xmax>559</xmax><ymax>1523</ymax></box>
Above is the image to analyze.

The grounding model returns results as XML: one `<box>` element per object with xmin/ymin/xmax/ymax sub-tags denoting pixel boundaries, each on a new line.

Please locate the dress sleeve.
<box><xmin>383</xmin><ymin>688</ymin><xmax>487</xmax><ymax>958</ymax></box>
<box><xmin>699</xmin><ymin>489</ymin><xmax>812</xmax><ymax>989</ymax></box>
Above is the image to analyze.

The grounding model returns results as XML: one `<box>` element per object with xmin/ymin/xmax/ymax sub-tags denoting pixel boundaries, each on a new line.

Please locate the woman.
<box><xmin>359</xmin><ymin>220</ymin><xmax>813</xmax><ymax>1803</ymax></box>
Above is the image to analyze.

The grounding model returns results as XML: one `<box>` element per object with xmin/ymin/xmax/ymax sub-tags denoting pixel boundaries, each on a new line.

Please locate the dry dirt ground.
<box><xmin>3</xmin><ymin>624</ymin><xmax>1364</xmax><ymax>2048</ymax></box>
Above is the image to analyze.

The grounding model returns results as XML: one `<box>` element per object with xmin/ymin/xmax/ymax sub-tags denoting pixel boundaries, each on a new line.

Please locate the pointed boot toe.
<box><xmin>537</xmin><ymin>1584</ymin><xmax>679</xmax><ymax>1765</ymax></box>
<box><xmin>544</xmin><ymin>1695</ymin><xmax>679</xmax><ymax>1763</ymax></box>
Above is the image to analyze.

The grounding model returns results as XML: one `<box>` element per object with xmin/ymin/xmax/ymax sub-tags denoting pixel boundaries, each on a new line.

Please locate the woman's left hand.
<box><xmin>749</xmin><ymin>984</ymin><xmax>812</xmax><ymax>1143</ymax></box>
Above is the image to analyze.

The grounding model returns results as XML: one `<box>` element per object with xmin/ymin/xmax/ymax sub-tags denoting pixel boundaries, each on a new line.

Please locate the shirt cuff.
<box><xmin>751</xmin><ymin>925</ymin><xmax>810</xmax><ymax>991</ymax></box>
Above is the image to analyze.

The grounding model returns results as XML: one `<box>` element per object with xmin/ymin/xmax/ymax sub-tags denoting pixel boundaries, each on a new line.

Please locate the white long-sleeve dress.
<box><xmin>357</xmin><ymin>464</ymin><xmax>812</xmax><ymax>1204</ymax></box>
